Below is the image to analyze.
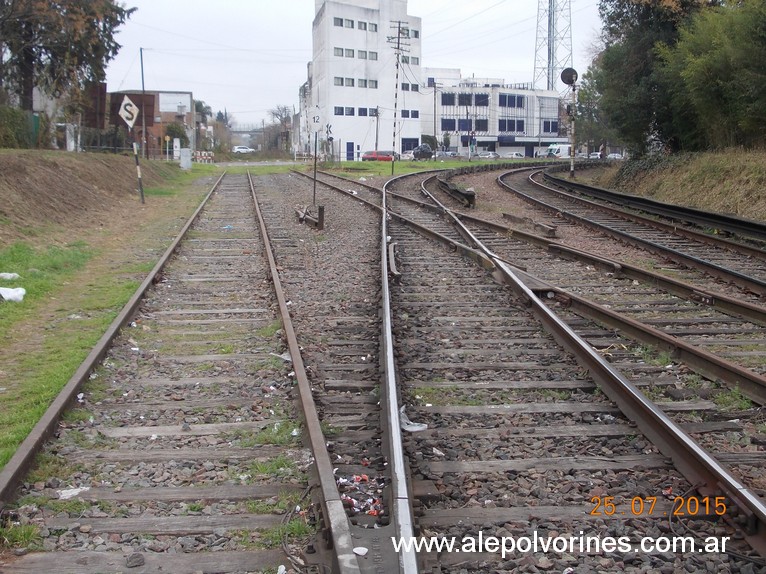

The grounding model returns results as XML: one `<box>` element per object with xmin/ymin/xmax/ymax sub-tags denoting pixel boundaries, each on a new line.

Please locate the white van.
<box><xmin>546</xmin><ymin>144</ymin><xmax>572</xmax><ymax>158</ymax></box>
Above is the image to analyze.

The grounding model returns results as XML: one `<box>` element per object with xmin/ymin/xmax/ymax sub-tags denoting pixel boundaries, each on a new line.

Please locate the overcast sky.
<box><xmin>105</xmin><ymin>0</ymin><xmax>602</xmax><ymax>128</ymax></box>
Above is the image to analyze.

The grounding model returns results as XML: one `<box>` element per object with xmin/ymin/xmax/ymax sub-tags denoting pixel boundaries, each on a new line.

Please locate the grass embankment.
<box><xmin>591</xmin><ymin>150</ymin><xmax>766</xmax><ymax>221</ymax></box>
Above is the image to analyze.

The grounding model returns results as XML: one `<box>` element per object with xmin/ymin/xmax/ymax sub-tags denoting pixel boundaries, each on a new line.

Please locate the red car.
<box><xmin>361</xmin><ymin>150</ymin><xmax>399</xmax><ymax>161</ymax></box>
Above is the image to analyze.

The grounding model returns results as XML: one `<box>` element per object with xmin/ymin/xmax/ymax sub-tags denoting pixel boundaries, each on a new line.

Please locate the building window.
<box><xmin>369</xmin><ymin>51</ymin><xmax>378</xmax><ymax>60</ymax></box>
<box><xmin>458</xmin><ymin>93</ymin><xmax>472</xmax><ymax>106</ymax></box>
<box><xmin>412</xmin><ymin>30</ymin><xmax>419</xmax><ymax>38</ymax></box>
<box><xmin>369</xmin><ymin>108</ymin><xmax>378</xmax><ymax>116</ymax></box>
<box><xmin>344</xmin><ymin>19</ymin><xmax>354</xmax><ymax>28</ymax></box>
<box><xmin>369</xmin><ymin>80</ymin><xmax>378</xmax><ymax>88</ymax></box>
<box><xmin>334</xmin><ymin>77</ymin><xmax>343</xmax><ymax>86</ymax></box>
<box><xmin>499</xmin><ymin>93</ymin><xmax>514</xmax><ymax>107</ymax></box>
<box><xmin>369</xmin><ymin>22</ymin><xmax>377</xmax><ymax>32</ymax></box>
<box><xmin>458</xmin><ymin>118</ymin><xmax>472</xmax><ymax>131</ymax></box>
<box><xmin>334</xmin><ymin>106</ymin><xmax>344</xmax><ymax>115</ymax></box>
<box><xmin>516</xmin><ymin>95</ymin><xmax>525</xmax><ymax>108</ymax></box>
<box><xmin>345</xmin><ymin>78</ymin><xmax>354</xmax><ymax>87</ymax></box>
<box><xmin>401</xmin><ymin>56</ymin><xmax>409</xmax><ymax>64</ymax></box>
<box><xmin>475</xmin><ymin>119</ymin><xmax>488</xmax><ymax>131</ymax></box>
<box><xmin>411</xmin><ymin>110</ymin><xmax>419</xmax><ymax>118</ymax></box>
<box><xmin>441</xmin><ymin>118</ymin><xmax>456</xmax><ymax>131</ymax></box>
<box><xmin>345</xmin><ymin>107</ymin><xmax>354</xmax><ymax>116</ymax></box>
<box><xmin>401</xmin><ymin>110</ymin><xmax>410</xmax><ymax>118</ymax></box>
<box><xmin>543</xmin><ymin>120</ymin><xmax>558</xmax><ymax>133</ymax></box>
<box><xmin>475</xmin><ymin>94</ymin><xmax>489</xmax><ymax>106</ymax></box>
<box><xmin>517</xmin><ymin>119</ymin><xmax>525</xmax><ymax>132</ymax></box>
<box><xmin>499</xmin><ymin>119</ymin><xmax>507</xmax><ymax>131</ymax></box>
<box><xmin>333</xmin><ymin>17</ymin><xmax>343</xmax><ymax>27</ymax></box>
<box><xmin>358</xmin><ymin>79</ymin><xmax>367</xmax><ymax>88</ymax></box>
<box><xmin>358</xmin><ymin>50</ymin><xmax>367</xmax><ymax>59</ymax></box>
<box><xmin>345</xmin><ymin>48</ymin><xmax>354</xmax><ymax>57</ymax></box>
<box><xmin>402</xmin><ymin>83</ymin><xmax>410</xmax><ymax>91</ymax></box>
<box><xmin>441</xmin><ymin>93</ymin><xmax>455</xmax><ymax>106</ymax></box>
<box><xmin>334</xmin><ymin>47</ymin><xmax>343</xmax><ymax>57</ymax></box>
<box><xmin>411</xmin><ymin>57</ymin><xmax>419</xmax><ymax>65</ymax></box>
<box><xmin>359</xmin><ymin>107</ymin><xmax>368</xmax><ymax>116</ymax></box>
<box><xmin>410</xmin><ymin>84</ymin><xmax>419</xmax><ymax>92</ymax></box>
<box><xmin>358</xmin><ymin>21</ymin><xmax>367</xmax><ymax>30</ymax></box>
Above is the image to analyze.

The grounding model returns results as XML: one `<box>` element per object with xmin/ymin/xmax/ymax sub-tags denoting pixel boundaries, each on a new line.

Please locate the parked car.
<box><xmin>361</xmin><ymin>150</ymin><xmax>399</xmax><ymax>161</ymax></box>
<box><xmin>412</xmin><ymin>144</ymin><xmax>433</xmax><ymax>160</ymax></box>
<box><xmin>589</xmin><ymin>152</ymin><xmax>602</xmax><ymax>159</ymax></box>
<box><xmin>502</xmin><ymin>152</ymin><xmax>524</xmax><ymax>159</ymax></box>
<box><xmin>233</xmin><ymin>146</ymin><xmax>254</xmax><ymax>154</ymax></box>
<box><xmin>478</xmin><ymin>151</ymin><xmax>500</xmax><ymax>159</ymax></box>
<box><xmin>607</xmin><ymin>153</ymin><xmax>623</xmax><ymax>160</ymax></box>
<box><xmin>400</xmin><ymin>151</ymin><xmax>414</xmax><ymax>160</ymax></box>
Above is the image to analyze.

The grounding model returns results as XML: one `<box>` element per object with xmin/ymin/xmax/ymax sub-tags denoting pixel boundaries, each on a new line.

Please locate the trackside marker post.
<box><xmin>132</xmin><ymin>143</ymin><xmax>145</xmax><ymax>204</ymax></box>
<box><xmin>119</xmin><ymin>94</ymin><xmax>145</xmax><ymax>204</ymax></box>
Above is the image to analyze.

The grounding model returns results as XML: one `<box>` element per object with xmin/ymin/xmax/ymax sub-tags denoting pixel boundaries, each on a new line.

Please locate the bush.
<box><xmin>0</xmin><ymin>106</ymin><xmax>32</xmax><ymax>148</ymax></box>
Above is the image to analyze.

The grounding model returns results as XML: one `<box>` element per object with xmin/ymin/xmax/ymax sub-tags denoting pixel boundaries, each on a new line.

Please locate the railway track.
<box><xmin>291</xmin><ymin>167</ymin><xmax>766</xmax><ymax>571</ymax></box>
<box><xmin>499</xmin><ymin>168</ymin><xmax>766</xmax><ymax>296</ymax></box>
<box><xmin>3</xmin><ymin>164</ymin><xmax>766</xmax><ymax>573</ymax></box>
<box><xmin>0</xmin><ymin>173</ymin><xmax>339</xmax><ymax>573</ymax></box>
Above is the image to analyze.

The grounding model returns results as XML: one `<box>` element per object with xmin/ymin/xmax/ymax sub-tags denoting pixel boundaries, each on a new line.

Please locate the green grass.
<box><xmin>256</xmin><ymin>321</ymin><xmax>282</xmax><ymax>338</ymax></box>
<box><xmin>714</xmin><ymin>386</ymin><xmax>753</xmax><ymax>411</ymax></box>
<box><xmin>249</xmin><ymin>455</ymin><xmax>297</xmax><ymax>477</ymax></box>
<box><xmin>253</xmin><ymin>421</ymin><xmax>301</xmax><ymax>446</ymax></box>
<box><xmin>245</xmin><ymin>490</ymin><xmax>303</xmax><ymax>514</ymax></box>
<box><xmin>24</xmin><ymin>452</ymin><xmax>83</xmax><ymax>484</ymax></box>
<box><xmin>0</xmin><ymin>522</ymin><xmax>41</xmax><ymax>550</ymax></box>
<box><xmin>0</xmin><ymin>242</ymin><xmax>92</xmax><ymax>330</ymax></box>
<box><xmin>257</xmin><ymin>518</ymin><xmax>314</xmax><ymax>549</ymax></box>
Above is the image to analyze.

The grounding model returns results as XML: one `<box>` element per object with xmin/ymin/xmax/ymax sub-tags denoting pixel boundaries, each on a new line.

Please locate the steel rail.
<box><xmin>416</xmin><ymin>175</ymin><xmax>766</xmax><ymax>323</ymax></box>
<box><xmin>246</xmin><ymin>172</ymin><xmax>362</xmax><ymax>573</ymax></box>
<box><xmin>544</xmin><ymin>169</ymin><xmax>766</xmax><ymax>244</ymax></box>
<box><xmin>0</xmin><ymin>172</ymin><xmax>226</xmax><ymax>511</ymax></box>
<box><xmin>379</xmin><ymin>181</ymin><xmax>420</xmax><ymax>574</ymax></box>
<box><xmin>300</xmin><ymin>167</ymin><xmax>766</xmax><ymax>556</ymax></box>
<box><xmin>496</xmin><ymin>172</ymin><xmax>766</xmax><ymax>295</ymax></box>
<box><xmin>414</xmin><ymin>175</ymin><xmax>766</xmax><ymax>558</ymax></box>
<box><xmin>540</xmin><ymin>170</ymin><xmax>766</xmax><ymax>260</ymax></box>
<box><xmin>420</xmin><ymin>173</ymin><xmax>766</xmax><ymax>401</ymax></box>
<box><xmin>287</xmin><ymin>168</ymin><xmax>420</xmax><ymax>572</ymax></box>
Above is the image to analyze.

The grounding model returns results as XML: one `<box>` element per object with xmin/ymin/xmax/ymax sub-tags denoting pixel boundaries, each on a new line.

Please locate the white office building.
<box><xmin>299</xmin><ymin>0</ymin><xmax>567</xmax><ymax>160</ymax></box>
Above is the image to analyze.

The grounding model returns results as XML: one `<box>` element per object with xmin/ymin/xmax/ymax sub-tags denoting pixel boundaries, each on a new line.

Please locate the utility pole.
<box><xmin>388</xmin><ymin>20</ymin><xmax>409</xmax><ymax>175</ymax></box>
<box><xmin>432</xmin><ymin>83</ymin><xmax>440</xmax><ymax>161</ymax></box>
<box><xmin>140</xmin><ymin>47</ymin><xmax>147</xmax><ymax>159</ymax></box>
<box><xmin>375</xmin><ymin>106</ymin><xmax>379</xmax><ymax>150</ymax></box>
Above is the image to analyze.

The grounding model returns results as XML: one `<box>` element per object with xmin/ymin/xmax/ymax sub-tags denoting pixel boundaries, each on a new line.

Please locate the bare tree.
<box><xmin>268</xmin><ymin>104</ymin><xmax>292</xmax><ymax>152</ymax></box>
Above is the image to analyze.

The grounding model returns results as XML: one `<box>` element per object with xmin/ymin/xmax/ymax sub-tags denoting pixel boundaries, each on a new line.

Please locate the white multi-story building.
<box><xmin>299</xmin><ymin>0</ymin><xmax>567</xmax><ymax>160</ymax></box>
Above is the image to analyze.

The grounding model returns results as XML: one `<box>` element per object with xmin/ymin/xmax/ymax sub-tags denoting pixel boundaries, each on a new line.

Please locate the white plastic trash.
<box><xmin>0</xmin><ymin>287</ymin><xmax>25</xmax><ymax>302</ymax></box>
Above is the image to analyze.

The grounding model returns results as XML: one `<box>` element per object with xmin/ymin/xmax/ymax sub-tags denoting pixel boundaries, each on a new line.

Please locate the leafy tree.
<box><xmin>595</xmin><ymin>0</ymin><xmax>719</xmax><ymax>154</ymax></box>
<box><xmin>658</xmin><ymin>0</ymin><xmax>766</xmax><ymax>149</ymax></box>
<box><xmin>421</xmin><ymin>134</ymin><xmax>437</xmax><ymax>150</ymax></box>
<box><xmin>0</xmin><ymin>0</ymin><xmax>135</xmax><ymax>111</ymax></box>
<box><xmin>165</xmin><ymin>122</ymin><xmax>189</xmax><ymax>148</ymax></box>
<box><xmin>195</xmin><ymin>100</ymin><xmax>212</xmax><ymax>124</ymax></box>
<box><xmin>575</xmin><ymin>66</ymin><xmax>621</xmax><ymax>153</ymax></box>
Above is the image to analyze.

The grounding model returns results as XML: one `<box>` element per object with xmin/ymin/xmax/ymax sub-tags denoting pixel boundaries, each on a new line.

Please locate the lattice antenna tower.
<box><xmin>533</xmin><ymin>0</ymin><xmax>573</xmax><ymax>91</ymax></box>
